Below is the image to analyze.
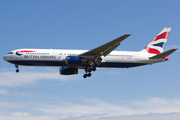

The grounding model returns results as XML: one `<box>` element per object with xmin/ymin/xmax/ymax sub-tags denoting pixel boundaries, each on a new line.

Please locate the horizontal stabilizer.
<box><xmin>149</xmin><ymin>48</ymin><xmax>178</xmax><ymax>59</ymax></box>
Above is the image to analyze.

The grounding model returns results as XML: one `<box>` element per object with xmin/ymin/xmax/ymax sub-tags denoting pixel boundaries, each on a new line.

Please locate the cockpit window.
<box><xmin>8</xmin><ymin>52</ymin><xmax>13</xmax><ymax>54</ymax></box>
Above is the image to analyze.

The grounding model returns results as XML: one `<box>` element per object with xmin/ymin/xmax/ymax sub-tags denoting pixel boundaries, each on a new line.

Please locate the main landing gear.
<box><xmin>83</xmin><ymin>66</ymin><xmax>96</xmax><ymax>78</ymax></box>
<box><xmin>83</xmin><ymin>72</ymin><xmax>91</xmax><ymax>78</ymax></box>
<box><xmin>15</xmin><ymin>64</ymin><xmax>19</xmax><ymax>73</ymax></box>
<box><xmin>83</xmin><ymin>58</ymin><xmax>101</xmax><ymax>78</ymax></box>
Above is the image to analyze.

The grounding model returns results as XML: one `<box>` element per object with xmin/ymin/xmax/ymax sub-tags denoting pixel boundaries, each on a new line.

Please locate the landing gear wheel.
<box><xmin>83</xmin><ymin>72</ymin><xmax>92</xmax><ymax>78</ymax></box>
<box><xmin>87</xmin><ymin>73</ymin><xmax>91</xmax><ymax>77</ymax></box>
<box><xmin>92</xmin><ymin>67</ymin><xmax>96</xmax><ymax>71</ymax></box>
<box><xmin>84</xmin><ymin>66</ymin><xmax>95</xmax><ymax>78</ymax></box>
<box><xmin>87</xmin><ymin>66</ymin><xmax>96</xmax><ymax>72</ymax></box>
<box><xmin>83</xmin><ymin>74</ymin><xmax>87</xmax><ymax>78</ymax></box>
<box><xmin>15</xmin><ymin>64</ymin><xmax>19</xmax><ymax>73</ymax></box>
<box><xmin>88</xmin><ymin>68</ymin><xmax>92</xmax><ymax>72</ymax></box>
<box><xmin>16</xmin><ymin>69</ymin><xmax>19</xmax><ymax>73</ymax></box>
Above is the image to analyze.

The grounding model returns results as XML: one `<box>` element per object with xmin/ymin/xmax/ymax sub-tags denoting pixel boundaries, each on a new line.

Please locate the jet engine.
<box><xmin>65</xmin><ymin>56</ymin><xmax>86</xmax><ymax>65</ymax></box>
<box><xmin>59</xmin><ymin>66</ymin><xmax>78</xmax><ymax>75</ymax></box>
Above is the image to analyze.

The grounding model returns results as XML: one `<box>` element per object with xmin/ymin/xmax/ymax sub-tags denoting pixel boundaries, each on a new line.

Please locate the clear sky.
<box><xmin>0</xmin><ymin>0</ymin><xmax>180</xmax><ymax>120</ymax></box>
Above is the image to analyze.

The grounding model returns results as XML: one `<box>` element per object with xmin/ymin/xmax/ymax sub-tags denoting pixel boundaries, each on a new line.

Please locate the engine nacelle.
<box><xmin>59</xmin><ymin>67</ymin><xmax>78</xmax><ymax>75</ymax></box>
<box><xmin>66</xmin><ymin>56</ymin><xmax>86</xmax><ymax>65</ymax></box>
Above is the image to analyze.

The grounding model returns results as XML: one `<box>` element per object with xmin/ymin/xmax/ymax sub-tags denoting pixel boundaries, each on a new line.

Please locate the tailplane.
<box><xmin>141</xmin><ymin>28</ymin><xmax>171</xmax><ymax>54</ymax></box>
<box><xmin>149</xmin><ymin>48</ymin><xmax>178</xmax><ymax>60</ymax></box>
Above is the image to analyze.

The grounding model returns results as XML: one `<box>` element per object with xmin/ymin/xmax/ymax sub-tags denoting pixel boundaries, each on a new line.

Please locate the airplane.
<box><xmin>3</xmin><ymin>28</ymin><xmax>178</xmax><ymax>78</ymax></box>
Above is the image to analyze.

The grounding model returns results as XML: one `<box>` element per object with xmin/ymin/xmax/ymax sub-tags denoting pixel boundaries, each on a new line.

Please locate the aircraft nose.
<box><xmin>3</xmin><ymin>56</ymin><xmax>7</xmax><ymax>61</ymax></box>
<box><xmin>3</xmin><ymin>55</ymin><xmax>7</xmax><ymax>61</ymax></box>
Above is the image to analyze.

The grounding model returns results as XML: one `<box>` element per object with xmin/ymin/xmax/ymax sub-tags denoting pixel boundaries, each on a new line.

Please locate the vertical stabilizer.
<box><xmin>141</xmin><ymin>28</ymin><xmax>171</xmax><ymax>54</ymax></box>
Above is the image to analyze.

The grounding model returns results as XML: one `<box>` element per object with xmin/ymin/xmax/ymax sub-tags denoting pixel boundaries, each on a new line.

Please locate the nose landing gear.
<box><xmin>16</xmin><ymin>69</ymin><xmax>19</xmax><ymax>73</ymax></box>
<box><xmin>15</xmin><ymin>64</ymin><xmax>19</xmax><ymax>73</ymax></box>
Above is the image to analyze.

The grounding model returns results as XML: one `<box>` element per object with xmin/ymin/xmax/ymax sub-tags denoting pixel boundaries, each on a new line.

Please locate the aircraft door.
<box><xmin>135</xmin><ymin>53</ymin><xmax>139</xmax><ymax>60</ymax></box>
<box><xmin>52</xmin><ymin>51</ymin><xmax>57</xmax><ymax>60</ymax></box>
<box><xmin>52</xmin><ymin>51</ymin><xmax>57</xmax><ymax>56</ymax></box>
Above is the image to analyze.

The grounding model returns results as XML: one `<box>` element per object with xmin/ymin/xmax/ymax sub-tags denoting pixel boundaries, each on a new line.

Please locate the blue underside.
<box><xmin>7</xmin><ymin>60</ymin><xmax>147</xmax><ymax>68</ymax></box>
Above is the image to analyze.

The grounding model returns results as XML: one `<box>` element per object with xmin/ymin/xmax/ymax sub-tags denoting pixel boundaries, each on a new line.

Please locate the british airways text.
<box><xmin>24</xmin><ymin>55</ymin><xmax>56</xmax><ymax>59</ymax></box>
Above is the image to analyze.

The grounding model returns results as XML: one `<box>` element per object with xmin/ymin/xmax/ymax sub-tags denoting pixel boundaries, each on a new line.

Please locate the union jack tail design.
<box><xmin>141</xmin><ymin>28</ymin><xmax>171</xmax><ymax>54</ymax></box>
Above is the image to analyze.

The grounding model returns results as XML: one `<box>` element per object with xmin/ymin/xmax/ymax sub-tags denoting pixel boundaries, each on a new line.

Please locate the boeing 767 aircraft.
<box><xmin>3</xmin><ymin>28</ymin><xmax>178</xmax><ymax>78</ymax></box>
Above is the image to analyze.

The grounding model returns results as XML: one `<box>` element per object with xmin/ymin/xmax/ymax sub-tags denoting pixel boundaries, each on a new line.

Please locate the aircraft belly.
<box><xmin>7</xmin><ymin>60</ymin><xmax>67</xmax><ymax>66</ymax></box>
<box><xmin>99</xmin><ymin>62</ymin><xmax>147</xmax><ymax>68</ymax></box>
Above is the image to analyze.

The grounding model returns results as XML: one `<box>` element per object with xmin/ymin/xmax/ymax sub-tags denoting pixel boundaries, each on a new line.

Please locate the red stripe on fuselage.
<box><xmin>19</xmin><ymin>50</ymin><xmax>36</xmax><ymax>53</ymax></box>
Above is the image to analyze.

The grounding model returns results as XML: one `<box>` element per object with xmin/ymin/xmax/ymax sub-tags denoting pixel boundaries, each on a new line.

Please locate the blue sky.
<box><xmin>0</xmin><ymin>0</ymin><xmax>180</xmax><ymax>120</ymax></box>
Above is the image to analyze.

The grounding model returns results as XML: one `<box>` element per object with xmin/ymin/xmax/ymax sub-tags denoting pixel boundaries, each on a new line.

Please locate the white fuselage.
<box><xmin>3</xmin><ymin>49</ymin><xmax>165</xmax><ymax>69</ymax></box>
<box><xmin>3</xmin><ymin>28</ymin><xmax>174</xmax><ymax>78</ymax></box>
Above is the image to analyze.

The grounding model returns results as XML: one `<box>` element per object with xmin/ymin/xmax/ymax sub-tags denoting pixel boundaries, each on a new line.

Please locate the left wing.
<box><xmin>79</xmin><ymin>34</ymin><xmax>131</xmax><ymax>65</ymax></box>
<box><xmin>79</xmin><ymin>34</ymin><xmax>131</xmax><ymax>59</ymax></box>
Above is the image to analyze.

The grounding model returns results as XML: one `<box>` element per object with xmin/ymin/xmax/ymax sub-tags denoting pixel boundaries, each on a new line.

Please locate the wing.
<box><xmin>79</xmin><ymin>34</ymin><xmax>131</xmax><ymax>59</ymax></box>
<box><xmin>79</xmin><ymin>34</ymin><xmax>131</xmax><ymax>65</ymax></box>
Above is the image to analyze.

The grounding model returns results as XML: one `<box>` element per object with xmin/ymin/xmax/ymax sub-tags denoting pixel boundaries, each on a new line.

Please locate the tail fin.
<box><xmin>141</xmin><ymin>28</ymin><xmax>171</xmax><ymax>54</ymax></box>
